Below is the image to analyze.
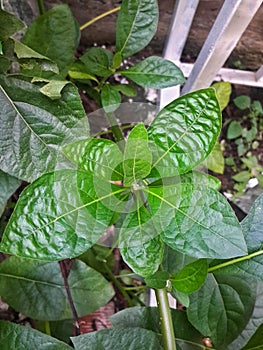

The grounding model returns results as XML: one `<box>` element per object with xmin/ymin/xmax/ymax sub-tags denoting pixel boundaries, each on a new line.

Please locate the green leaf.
<box><xmin>36</xmin><ymin>319</ymin><xmax>73</xmax><ymax>343</ymax></box>
<box><xmin>171</xmin><ymin>288</ymin><xmax>190</xmax><ymax>308</ymax></box>
<box><xmin>123</xmin><ymin>123</ymin><xmax>152</xmax><ymax>186</ymax></box>
<box><xmin>113</xmin><ymin>84</ymin><xmax>137</xmax><ymax>97</ymax></box>
<box><xmin>0</xmin><ymin>9</ymin><xmax>25</xmax><ymax>41</ymax></box>
<box><xmin>145</xmin><ymin>271</ymin><xmax>169</xmax><ymax>289</ymax></box>
<box><xmin>22</xmin><ymin>5</ymin><xmax>80</xmax><ymax>78</ymax></box>
<box><xmin>71</xmin><ymin>327</ymin><xmax>163</xmax><ymax>350</ymax></box>
<box><xmin>163</xmin><ymin>245</ymin><xmax>197</xmax><ymax>275</ymax></box>
<box><xmin>212</xmin><ymin>82</ymin><xmax>231</xmax><ymax>111</ymax></box>
<box><xmin>232</xmin><ymin>170</ymin><xmax>251</xmax><ymax>183</ymax></box>
<box><xmin>0</xmin><ymin>75</ymin><xmax>89</xmax><ymax>182</ymax></box>
<box><xmin>0</xmin><ymin>320</ymin><xmax>71</xmax><ymax>350</ymax></box>
<box><xmin>242</xmin><ymin>324</ymin><xmax>263</xmax><ymax>350</ymax></box>
<box><xmin>39</xmin><ymin>80</ymin><xmax>71</xmax><ymax>100</ymax></box>
<box><xmin>0</xmin><ymin>170</ymin><xmax>125</xmax><ymax>260</ymax></box>
<box><xmin>234</xmin><ymin>95</ymin><xmax>251</xmax><ymax>110</ymax></box>
<box><xmin>172</xmin><ymin>259</ymin><xmax>208</xmax><ymax>294</ymax></box>
<box><xmin>120</xmin><ymin>236</ymin><xmax>164</xmax><ymax>277</ymax></box>
<box><xmin>205</xmin><ymin>141</ymin><xmax>225</xmax><ymax>174</ymax></box>
<box><xmin>0</xmin><ymin>170</ymin><xmax>21</xmax><ymax>217</ymax></box>
<box><xmin>0</xmin><ymin>257</ymin><xmax>114</xmax><ymax>320</ymax></box>
<box><xmin>148</xmin><ymin>88</ymin><xmax>221</xmax><ymax>177</ymax></box>
<box><xmin>78</xmin><ymin>244</ymin><xmax>115</xmax><ymax>274</ymax></box>
<box><xmin>115</xmin><ymin>0</ymin><xmax>158</xmax><ymax>58</ymax></box>
<box><xmin>227</xmin><ymin>121</ymin><xmax>243</xmax><ymax>139</ymax></box>
<box><xmin>112</xmin><ymin>52</ymin><xmax>123</xmax><ymax>69</ymax></box>
<box><xmin>101</xmin><ymin>84</ymin><xmax>121</xmax><ymax>113</ymax></box>
<box><xmin>120</xmin><ymin>56</ymin><xmax>185</xmax><ymax>88</ymax></box>
<box><xmin>80</xmin><ymin>47</ymin><xmax>113</xmax><ymax>77</ymax></box>
<box><xmin>68</xmin><ymin>60</ymin><xmax>98</xmax><ymax>82</ymax></box>
<box><xmin>188</xmin><ymin>274</ymin><xmax>257</xmax><ymax>349</ymax></box>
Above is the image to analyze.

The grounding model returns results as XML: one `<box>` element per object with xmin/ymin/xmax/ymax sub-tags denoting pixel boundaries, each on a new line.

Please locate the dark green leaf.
<box><xmin>36</xmin><ymin>319</ymin><xmax>73</xmax><ymax>343</ymax></box>
<box><xmin>101</xmin><ymin>84</ymin><xmax>121</xmax><ymax>113</ymax></box>
<box><xmin>163</xmin><ymin>245</ymin><xmax>197</xmax><ymax>275</ymax></box>
<box><xmin>148</xmin><ymin>88</ymin><xmax>221</xmax><ymax>177</ymax></box>
<box><xmin>242</xmin><ymin>323</ymin><xmax>263</xmax><ymax>350</ymax></box>
<box><xmin>0</xmin><ymin>320</ymin><xmax>71</xmax><ymax>350</ymax></box>
<box><xmin>145</xmin><ymin>271</ymin><xmax>169</xmax><ymax>289</ymax></box>
<box><xmin>227</xmin><ymin>121</ymin><xmax>243</xmax><ymax>139</ymax></box>
<box><xmin>80</xmin><ymin>47</ymin><xmax>113</xmax><ymax>77</ymax></box>
<box><xmin>234</xmin><ymin>95</ymin><xmax>251</xmax><ymax>110</ymax></box>
<box><xmin>123</xmin><ymin>123</ymin><xmax>152</xmax><ymax>186</ymax></box>
<box><xmin>113</xmin><ymin>84</ymin><xmax>137</xmax><ymax>97</ymax></box>
<box><xmin>0</xmin><ymin>75</ymin><xmax>89</xmax><ymax>182</ymax></box>
<box><xmin>112</xmin><ymin>52</ymin><xmax>123</xmax><ymax>69</ymax></box>
<box><xmin>22</xmin><ymin>5</ymin><xmax>80</xmax><ymax>78</ymax></box>
<box><xmin>120</xmin><ymin>56</ymin><xmax>185</xmax><ymax>88</ymax></box>
<box><xmin>116</xmin><ymin>0</ymin><xmax>158</xmax><ymax>58</ymax></box>
<box><xmin>68</xmin><ymin>60</ymin><xmax>98</xmax><ymax>81</ymax></box>
<box><xmin>0</xmin><ymin>170</ymin><xmax>21</xmax><ymax>217</ymax></box>
<box><xmin>212</xmin><ymin>82</ymin><xmax>231</xmax><ymax>111</ymax></box>
<box><xmin>172</xmin><ymin>259</ymin><xmax>208</xmax><ymax>294</ymax></box>
<box><xmin>0</xmin><ymin>170</ymin><xmax>125</xmax><ymax>260</ymax></box>
<box><xmin>0</xmin><ymin>9</ymin><xmax>25</xmax><ymax>41</ymax></box>
<box><xmin>188</xmin><ymin>274</ymin><xmax>256</xmax><ymax>349</ymax></box>
<box><xmin>71</xmin><ymin>327</ymin><xmax>163</xmax><ymax>350</ymax></box>
<box><xmin>171</xmin><ymin>289</ymin><xmax>190</xmax><ymax>308</ymax></box>
<box><xmin>78</xmin><ymin>244</ymin><xmax>115</xmax><ymax>274</ymax></box>
<box><xmin>0</xmin><ymin>257</ymin><xmax>114</xmax><ymax>320</ymax></box>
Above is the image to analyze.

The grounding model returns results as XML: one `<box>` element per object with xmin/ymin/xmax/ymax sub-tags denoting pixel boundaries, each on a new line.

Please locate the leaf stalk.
<box><xmin>80</xmin><ymin>7</ymin><xmax>120</xmax><ymax>31</ymax></box>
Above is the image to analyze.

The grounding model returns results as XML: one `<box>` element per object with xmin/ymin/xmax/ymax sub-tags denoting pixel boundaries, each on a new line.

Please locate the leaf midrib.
<box><xmin>0</xmin><ymin>272</ymin><xmax>64</xmax><ymax>289</ymax></box>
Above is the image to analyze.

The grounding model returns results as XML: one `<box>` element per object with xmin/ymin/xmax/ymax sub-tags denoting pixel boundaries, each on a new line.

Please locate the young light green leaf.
<box><xmin>115</xmin><ymin>0</ymin><xmax>158</xmax><ymax>58</ymax></box>
<box><xmin>39</xmin><ymin>80</ymin><xmax>71</xmax><ymax>100</ymax></box>
<box><xmin>120</xmin><ymin>56</ymin><xmax>185</xmax><ymax>88</ymax></box>
<box><xmin>148</xmin><ymin>88</ymin><xmax>221</xmax><ymax>177</ymax></box>
<box><xmin>0</xmin><ymin>257</ymin><xmax>113</xmax><ymax>320</ymax></box>
<box><xmin>123</xmin><ymin>123</ymin><xmax>152</xmax><ymax>186</ymax></box>
<box><xmin>68</xmin><ymin>60</ymin><xmax>98</xmax><ymax>82</ymax></box>
<box><xmin>227</xmin><ymin>121</ymin><xmax>243</xmax><ymax>139</ymax></box>
<box><xmin>0</xmin><ymin>75</ymin><xmax>89</xmax><ymax>182</ymax></box>
<box><xmin>172</xmin><ymin>259</ymin><xmax>207</xmax><ymax>294</ymax></box>
<box><xmin>0</xmin><ymin>170</ymin><xmax>125</xmax><ymax>260</ymax></box>
<box><xmin>145</xmin><ymin>271</ymin><xmax>169</xmax><ymax>289</ymax></box>
<box><xmin>0</xmin><ymin>320</ymin><xmax>71</xmax><ymax>350</ymax></box>
<box><xmin>212</xmin><ymin>82</ymin><xmax>231</xmax><ymax>111</ymax></box>
<box><xmin>71</xmin><ymin>327</ymin><xmax>163</xmax><ymax>350</ymax></box>
<box><xmin>101</xmin><ymin>84</ymin><xmax>121</xmax><ymax>113</ymax></box>
<box><xmin>113</xmin><ymin>84</ymin><xmax>137</xmax><ymax>97</ymax></box>
<box><xmin>188</xmin><ymin>274</ymin><xmax>257</xmax><ymax>349</ymax></box>
<box><xmin>80</xmin><ymin>47</ymin><xmax>113</xmax><ymax>77</ymax></box>
<box><xmin>22</xmin><ymin>5</ymin><xmax>80</xmax><ymax>78</ymax></box>
<box><xmin>0</xmin><ymin>170</ymin><xmax>21</xmax><ymax>217</ymax></box>
<box><xmin>0</xmin><ymin>9</ymin><xmax>25</xmax><ymax>41</ymax></box>
<box><xmin>205</xmin><ymin>141</ymin><xmax>224</xmax><ymax>174</ymax></box>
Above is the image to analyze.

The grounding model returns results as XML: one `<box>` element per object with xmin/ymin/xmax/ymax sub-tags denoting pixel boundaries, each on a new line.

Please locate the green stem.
<box><xmin>44</xmin><ymin>321</ymin><xmax>51</xmax><ymax>336</ymax></box>
<box><xmin>106</xmin><ymin>112</ymin><xmax>125</xmax><ymax>152</ymax></box>
<box><xmin>208</xmin><ymin>250</ymin><xmax>263</xmax><ymax>273</ymax></box>
<box><xmin>80</xmin><ymin>7</ymin><xmax>121</xmax><ymax>31</ymax></box>
<box><xmin>36</xmin><ymin>0</ymin><xmax>45</xmax><ymax>15</ymax></box>
<box><xmin>155</xmin><ymin>288</ymin><xmax>176</xmax><ymax>350</ymax></box>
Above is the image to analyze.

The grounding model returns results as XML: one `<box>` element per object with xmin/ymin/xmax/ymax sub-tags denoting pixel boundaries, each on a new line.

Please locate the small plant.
<box><xmin>1</xmin><ymin>1</ymin><xmax>263</xmax><ymax>350</ymax></box>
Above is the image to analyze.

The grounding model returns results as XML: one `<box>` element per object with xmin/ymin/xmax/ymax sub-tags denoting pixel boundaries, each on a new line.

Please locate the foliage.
<box><xmin>0</xmin><ymin>1</ymin><xmax>263</xmax><ymax>350</ymax></box>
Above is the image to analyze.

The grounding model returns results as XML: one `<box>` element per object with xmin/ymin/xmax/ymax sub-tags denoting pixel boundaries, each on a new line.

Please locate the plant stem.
<box><xmin>208</xmin><ymin>249</ymin><xmax>263</xmax><ymax>273</ymax></box>
<box><xmin>155</xmin><ymin>288</ymin><xmax>176</xmax><ymax>350</ymax></box>
<box><xmin>80</xmin><ymin>7</ymin><xmax>121</xmax><ymax>31</ymax></box>
<box><xmin>106</xmin><ymin>112</ymin><xmax>125</xmax><ymax>152</ymax></box>
<box><xmin>36</xmin><ymin>0</ymin><xmax>45</xmax><ymax>15</ymax></box>
<box><xmin>44</xmin><ymin>321</ymin><xmax>51</xmax><ymax>336</ymax></box>
<box><xmin>59</xmin><ymin>260</ymin><xmax>80</xmax><ymax>336</ymax></box>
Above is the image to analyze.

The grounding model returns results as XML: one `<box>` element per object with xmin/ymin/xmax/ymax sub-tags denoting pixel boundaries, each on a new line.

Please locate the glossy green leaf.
<box><xmin>71</xmin><ymin>327</ymin><xmax>163</xmax><ymax>350</ymax></box>
<box><xmin>120</xmin><ymin>236</ymin><xmax>164</xmax><ymax>277</ymax></box>
<box><xmin>212</xmin><ymin>82</ymin><xmax>231</xmax><ymax>111</ymax></box>
<box><xmin>241</xmin><ymin>323</ymin><xmax>263</xmax><ymax>350</ymax></box>
<box><xmin>101</xmin><ymin>84</ymin><xmax>121</xmax><ymax>113</ymax></box>
<box><xmin>0</xmin><ymin>320</ymin><xmax>71</xmax><ymax>350</ymax></box>
<box><xmin>145</xmin><ymin>271</ymin><xmax>169</xmax><ymax>289</ymax></box>
<box><xmin>115</xmin><ymin>0</ymin><xmax>158</xmax><ymax>58</ymax></box>
<box><xmin>234</xmin><ymin>95</ymin><xmax>251</xmax><ymax>110</ymax></box>
<box><xmin>120</xmin><ymin>56</ymin><xmax>185</xmax><ymax>88</ymax></box>
<box><xmin>0</xmin><ymin>170</ymin><xmax>125</xmax><ymax>260</ymax></box>
<box><xmin>205</xmin><ymin>141</ymin><xmax>224</xmax><ymax>174</ymax></box>
<box><xmin>0</xmin><ymin>75</ymin><xmax>89</xmax><ymax>182</ymax></box>
<box><xmin>39</xmin><ymin>80</ymin><xmax>71</xmax><ymax>100</ymax></box>
<box><xmin>80</xmin><ymin>47</ymin><xmax>113</xmax><ymax>77</ymax></box>
<box><xmin>0</xmin><ymin>170</ymin><xmax>21</xmax><ymax>217</ymax></box>
<box><xmin>148</xmin><ymin>88</ymin><xmax>221</xmax><ymax>177</ymax></box>
<box><xmin>22</xmin><ymin>5</ymin><xmax>80</xmax><ymax>78</ymax></box>
<box><xmin>0</xmin><ymin>9</ymin><xmax>25</xmax><ymax>41</ymax></box>
<box><xmin>63</xmin><ymin>138</ymin><xmax>123</xmax><ymax>180</ymax></box>
<box><xmin>0</xmin><ymin>257</ymin><xmax>114</xmax><ymax>320</ymax></box>
<box><xmin>162</xmin><ymin>245</ymin><xmax>197</xmax><ymax>275</ymax></box>
<box><xmin>188</xmin><ymin>274</ymin><xmax>256</xmax><ymax>349</ymax></box>
<box><xmin>123</xmin><ymin>123</ymin><xmax>152</xmax><ymax>186</ymax></box>
<box><xmin>172</xmin><ymin>259</ymin><xmax>208</xmax><ymax>294</ymax></box>
<box><xmin>113</xmin><ymin>84</ymin><xmax>137</xmax><ymax>97</ymax></box>
<box><xmin>227</xmin><ymin>121</ymin><xmax>243</xmax><ymax>139</ymax></box>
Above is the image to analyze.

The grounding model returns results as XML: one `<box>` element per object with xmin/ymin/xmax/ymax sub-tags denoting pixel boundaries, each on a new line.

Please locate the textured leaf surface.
<box><xmin>148</xmin><ymin>88</ymin><xmax>221</xmax><ymax>177</ymax></box>
<box><xmin>212</xmin><ymin>82</ymin><xmax>231</xmax><ymax>111</ymax></box>
<box><xmin>0</xmin><ymin>257</ymin><xmax>114</xmax><ymax>320</ymax></box>
<box><xmin>39</xmin><ymin>80</ymin><xmax>71</xmax><ymax>100</ymax></box>
<box><xmin>71</xmin><ymin>327</ymin><xmax>163</xmax><ymax>350</ymax></box>
<box><xmin>123</xmin><ymin>123</ymin><xmax>152</xmax><ymax>186</ymax></box>
<box><xmin>0</xmin><ymin>75</ymin><xmax>89</xmax><ymax>181</ymax></box>
<box><xmin>80</xmin><ymin>47</ymin><xmax>113</xmax><ymax>77</ymax></box>
<box><xmin>0</xmin><ymin>170</ymin><xmax>124</xmax><ymax>260</ymax></box>
<box><xmin>101</xmin><ymin>84</ymin><xmax>121</xmax><ymax>113</ymax></box>
<box><xmin>22</xmin><ymin>5</ymin><xmax>79</xmax><ymax>78</ymax></box>
<box><xmin>241</xmin><ymin>323</ymin><xmax>263</xmax><ymax>350</ymax></box>
<box><xmin>172</xmin><ymin>259</ymin><xmax>208</xmax><ymax>294</ymax></box>
<box><xmin>205</xmin><ymin>142</ymin><xmax>224</xmax><ymax>174</ymax></box>
<box><xmin>188</xmin><ymin>274</ymin><xmax>256</xmax><ymax>349</ymax></box>
<box><xmin>0</xmin><ymin>170</ymin><xmax>21</xmax><ymax>216</ymax></box>
<box><xmin>0</xmin><ymin>9</ymin><xmax>24</xmax><ymax>40</ymax></box>
<box><xmin>0</xmin><ymin>321</ymin><xmax>71</xmax><ymax>350</ymax></box>
<box><xmin>145</xmin><ymin>271</ymin><xmax>169</xmax><ymax>289</ymax></box>
<box><xmin>115</xmin><ymin>0</ymin><xmax>158</xmax><ymax>58</ymax></box>
<box><xmin>120</xmin><ymin>56</ymin><xmax>185</xmax><ymax>88</ymax></box>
